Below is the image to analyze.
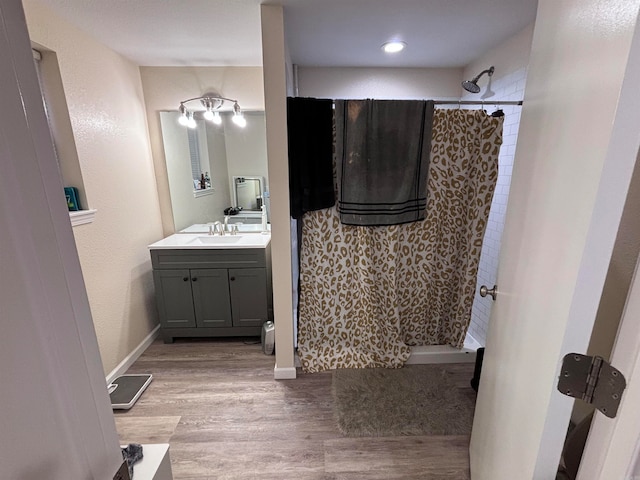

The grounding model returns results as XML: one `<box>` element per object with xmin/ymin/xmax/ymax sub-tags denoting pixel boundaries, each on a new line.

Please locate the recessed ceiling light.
<box><xmin>381</xmin><ymin>41</ymin><xmax>407</xmax><ymax>54</ymax></box>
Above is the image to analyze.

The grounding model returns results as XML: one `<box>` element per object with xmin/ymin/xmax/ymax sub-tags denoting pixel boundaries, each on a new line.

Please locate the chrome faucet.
<box><xmin>224</xmin><ymin>215</ymin><xmax>230</xmax><ymax>232</ymax></box>
<box><xmin>212</xmin><ymin>221</ymin><xmax>224</xmax><ymax>236</ymax></box>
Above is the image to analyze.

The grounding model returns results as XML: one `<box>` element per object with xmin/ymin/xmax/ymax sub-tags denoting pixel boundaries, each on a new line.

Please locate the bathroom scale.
<box><xmin>109</xmin><ymin>374</ymin><xmax>153</xmax><ymax>410</ymax></box>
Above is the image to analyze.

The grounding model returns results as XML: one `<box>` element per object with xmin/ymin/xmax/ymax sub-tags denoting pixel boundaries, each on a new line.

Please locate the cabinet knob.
<box><xmin>183</xmin><ymin>277</ymin><xmax>189</xmax><ymax>282</ymax></box>
<box><xmin>230</xmin><ymin>277</ymin><xmax>236</xmax><ymax>281</ymax></box>
<box><xmin>192</xmin><ymin>277</ymin><xmax>198</xmax><ymax>282</ymax></box>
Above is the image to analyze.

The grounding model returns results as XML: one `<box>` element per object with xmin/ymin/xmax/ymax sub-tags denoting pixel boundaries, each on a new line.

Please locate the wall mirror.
<box><xmin>233</xmin><ymin>176</ymin><xmax>264</xmax><ymax>211</ymax></box>
<box><xmin>159</xmin><ymin>110</ymin><xmax>269</xmax><ymax>231</ymax></box>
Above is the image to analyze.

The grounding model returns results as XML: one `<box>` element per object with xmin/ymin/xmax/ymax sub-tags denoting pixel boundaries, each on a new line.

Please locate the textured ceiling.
<box><xmin>36</xmin><ymin>0</ymin><xmax>538</xmax><ymax>68</ymax></box>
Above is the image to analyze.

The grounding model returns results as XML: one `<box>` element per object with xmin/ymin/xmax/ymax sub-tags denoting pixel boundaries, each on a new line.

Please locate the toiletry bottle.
<box><xmin>261</xmin><ymin>205</ymin><xmax>268</xmax><ymax>233</ymax></box>
<box><xmin>205</xmin><ymin>172</ymin><xmax>211</xmax><ymax>189</ymax></box>
<box><xmin>200</xmin><ymin>173</ymin><xmax>205</xmax><ymax>190</ymax></box>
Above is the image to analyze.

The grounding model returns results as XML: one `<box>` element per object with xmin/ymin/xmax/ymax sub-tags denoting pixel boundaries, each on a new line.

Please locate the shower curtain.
<box><xmin>297</xmin><ymin>109</ymin><xmax>503</xmax><ymax>373</ymax></box>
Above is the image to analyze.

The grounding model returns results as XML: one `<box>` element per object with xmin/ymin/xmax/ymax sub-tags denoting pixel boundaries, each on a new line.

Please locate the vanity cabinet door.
<box><xmin>229</xmin><ymin>268</ymin><xmax>268</xmax><ymax>327</ymax></box>
<box><xmin>153</xmin><ymin>270</ymin><xmax>196</xmax><ymax>328</ymax></box>
<box><xmin>190</xmin><ymin>269</ymin><xmax>232</xmax><ymax>328</ymax></box>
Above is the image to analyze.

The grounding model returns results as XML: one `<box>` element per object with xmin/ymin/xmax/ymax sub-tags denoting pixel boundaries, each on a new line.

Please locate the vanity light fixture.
<box><xmin>177</xmin><ymin>93</ymin><xmax>245</xmax><ymax>128</ymax></box>
<box><xmin>381</xmin><ymin>41</ymin><xmax>406</xmax><ymax>54</ymax></box>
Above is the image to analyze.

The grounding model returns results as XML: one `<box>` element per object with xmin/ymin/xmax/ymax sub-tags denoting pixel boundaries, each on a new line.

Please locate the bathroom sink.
<box><xmin>188</xmin><ymin>235</ymin><xmax>243</xmax><ymax>245</ymax></box>
<box><xmin>234</xmin><ymin>224</ymin><xmax>271</xmax><ymax>233</ymax></box>
<box><xmin>148</xmin><ymin>232</ymin><xmax>271</xmax><ymax>250</ymax></box>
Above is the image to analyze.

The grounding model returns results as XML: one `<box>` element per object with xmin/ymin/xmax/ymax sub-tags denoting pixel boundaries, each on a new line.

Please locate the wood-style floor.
<box><xmin>114</xmin><ymin>338</ymin><xmax>475</xmax><ymax>479</ymax></box>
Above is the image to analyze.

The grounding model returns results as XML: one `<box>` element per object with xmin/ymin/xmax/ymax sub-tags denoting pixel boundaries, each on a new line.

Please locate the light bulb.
<box><xmin>212</xmin><ymin>111</ymin><xmax>222</xmax><ymax>125</ymax></box>
<box><xmin>232</xmin><ymin>113</ymin><xmax>246</xmax><ymax>128</ymax></box>
<box><xmin>381</xmin><ymin>41</ymin><xmax>407</xmax><ymax>54</ymax></box>
<box><xmin>187</xmin><ymin>113</ymin><xmax>197</xmax><ymax>129</ymax></box>
<box><xmin>203</xmin><ymin>109</ymin><xmax>214</xmax><ymax>121</ymax></box>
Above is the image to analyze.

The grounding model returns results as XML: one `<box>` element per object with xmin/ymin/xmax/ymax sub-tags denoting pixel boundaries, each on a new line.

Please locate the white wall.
<box><xmin>297</xmin><ymin>66</ymin><xmax>462</xmax><ymax>99</ymax></box>
<box><xmin>139</xmin><ymin>66</ymin><xmax>265</xmax><ymax>235</ymax></box>
<box><xmin>261</xmin><ymin>5</ymin><xmax>297</xmax><ymax>379</ymax></box>
<box><xmin>24</xmin><ymin>0</ymin><xmax>164</xmax><ymax>375</ymax></box>
<box><xmin>465</xmin><ymin>24</ymin><xmax>535</xmax><ymax>346</ymax></box>
<box><xmin>1</xmin><ymin>1</ymin><xmax>122</xmax><ymax>477</ymax></box>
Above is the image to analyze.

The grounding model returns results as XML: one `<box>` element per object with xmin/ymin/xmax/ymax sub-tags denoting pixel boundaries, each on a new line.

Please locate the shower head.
<box><xmin>462</xmin><ymin>80</ymin><xmax>481</xmax><ymax>94</ymax></box>
<box><xmin>462</xmin><ymin>66</ymin><xmax>495</xmax><ymax>94</ymax></box>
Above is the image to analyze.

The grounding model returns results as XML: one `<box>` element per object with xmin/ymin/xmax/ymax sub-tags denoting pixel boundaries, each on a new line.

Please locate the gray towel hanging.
<box><xmin>335</xmin><ymin>99</ymin><xmax>435</xmax><ymax>226</ymax></box>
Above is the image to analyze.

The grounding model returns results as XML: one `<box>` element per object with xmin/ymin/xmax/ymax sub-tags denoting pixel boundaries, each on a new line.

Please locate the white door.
<box><xmin>469</xmin><ymin>1</ymin><xmax>640</xmax><ymax>479</ymax></box>
<box><xmin>1</xmin><ymin>0</ymin><xmax>124</xmax><ymax>478</ymax></box>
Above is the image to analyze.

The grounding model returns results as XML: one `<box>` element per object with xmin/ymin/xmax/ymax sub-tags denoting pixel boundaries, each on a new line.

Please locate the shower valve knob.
<box><xmin>480</xmin><ymin>285</ymin><xmax>497</xmax><ymax>301</ymax></box>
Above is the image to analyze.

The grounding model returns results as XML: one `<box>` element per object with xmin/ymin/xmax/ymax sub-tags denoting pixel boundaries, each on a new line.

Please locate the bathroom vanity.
<box><xmin>148</xmin><ymin>232</ymin><xmax>272</xmax><ymax>343</ymax></box>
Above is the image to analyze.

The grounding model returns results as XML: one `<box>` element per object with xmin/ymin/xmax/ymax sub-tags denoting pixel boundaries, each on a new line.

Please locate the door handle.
<box><xmin>480</xmin><ymin>284</ymin><xmax>497</xmax><ymax>301</ymax></box>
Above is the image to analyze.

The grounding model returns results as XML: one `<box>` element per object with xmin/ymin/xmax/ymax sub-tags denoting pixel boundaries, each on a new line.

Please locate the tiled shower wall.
<box><xmin>467</xmin><ymin>67</ymin><xmax>528</xmax><ymax>346</ymax></box>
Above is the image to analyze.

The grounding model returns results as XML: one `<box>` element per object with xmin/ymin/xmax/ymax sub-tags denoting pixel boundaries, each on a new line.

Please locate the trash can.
<box><xmin>261</xmin><ymin>321</ymin><xmax>275</xmax><ymax>355</ymax></box>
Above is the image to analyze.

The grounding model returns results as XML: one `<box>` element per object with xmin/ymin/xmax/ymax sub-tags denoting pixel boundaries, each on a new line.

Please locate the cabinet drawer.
<box><xmin>151</xmin><ymin>248</ymin><xmax>267</xmax><ymax>270</ymax></box>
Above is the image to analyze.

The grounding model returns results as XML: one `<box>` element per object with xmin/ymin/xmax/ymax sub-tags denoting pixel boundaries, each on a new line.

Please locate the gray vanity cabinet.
<box><xmin>150</xmin><ymin>247</ymin><xmax>272</xmax><ymax>343</ymax></box>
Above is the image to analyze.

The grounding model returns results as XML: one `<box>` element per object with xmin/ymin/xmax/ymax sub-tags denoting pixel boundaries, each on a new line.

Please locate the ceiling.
<box><xmin>36</xmin><ymin>0</ymin><xmax>538</xmax><ymax>68</ymax></box>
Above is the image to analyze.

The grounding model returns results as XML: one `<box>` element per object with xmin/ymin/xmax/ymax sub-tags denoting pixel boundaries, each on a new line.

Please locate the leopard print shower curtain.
<box><xmin>297</xmin><ymin>109</ymin><xmax>503</xmax><ymax>373</ymax></box>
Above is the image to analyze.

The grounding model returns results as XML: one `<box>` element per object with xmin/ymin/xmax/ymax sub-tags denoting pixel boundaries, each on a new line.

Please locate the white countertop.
<box><xmin>148</xmin><ymin>232</ymin><xmax>271</xmax><ymax>250</ymax></box>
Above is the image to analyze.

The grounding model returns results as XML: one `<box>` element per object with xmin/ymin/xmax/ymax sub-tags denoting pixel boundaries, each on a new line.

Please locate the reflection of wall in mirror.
<box><xmin>159</xmin><ymin>111</ymin><xmax>230</xmax><ymax>231</ymax></box>
<box><xmin>224</xmin><ymin>112</ymin><xmax>269</xmax><ymax>194</ymax></box>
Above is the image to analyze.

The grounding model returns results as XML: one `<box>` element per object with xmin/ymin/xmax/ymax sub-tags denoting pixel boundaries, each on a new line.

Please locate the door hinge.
<box><xmin>557</xmin><ymin>354</ymin><xmax>626</xmax><ymax>418</ymax></box>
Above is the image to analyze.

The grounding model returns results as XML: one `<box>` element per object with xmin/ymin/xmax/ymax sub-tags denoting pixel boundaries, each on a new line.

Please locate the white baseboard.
<box><xmin>274</xmin><ymin>365</ymin><xmax>297</xmax><ymax>380</ymax></box>
<box><xmin>106</xmin><ymin>325</ymin><xmax>160</xmax><ymax>384</ymax></box>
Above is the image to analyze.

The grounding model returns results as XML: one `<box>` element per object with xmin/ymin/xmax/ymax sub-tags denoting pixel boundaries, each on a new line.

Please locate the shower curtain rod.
<box><xmin>328</xmin><ymin>100</ymin><xmax>523</xmax><ymax>106</ymax></box>
<box><xmin>434</xmin><ymin>100</ymin><xmax>523</xmax><ymax>106</ymax></box>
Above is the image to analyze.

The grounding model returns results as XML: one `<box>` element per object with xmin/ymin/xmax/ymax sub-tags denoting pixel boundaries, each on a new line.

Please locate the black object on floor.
<box><xmin>121</xmin><ymin>443</ymin><xmax>143</xmax><ymax>479</ymax></box>
<box><xmin>109</xmin><ymin>374</ymin><xmax>152</xmax><ymax>410</ymax></box>
<box><xmin>471</xmin><ymin>347</ymin><xmax>485</xmax><ymax>392</ymax></box>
